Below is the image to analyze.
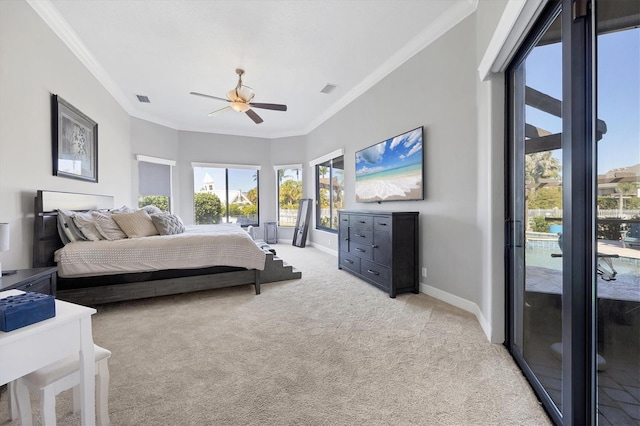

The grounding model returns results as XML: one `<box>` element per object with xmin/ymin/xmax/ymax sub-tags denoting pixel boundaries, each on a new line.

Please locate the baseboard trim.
<box><xmin>420</xmin><ymin>282</ymin><xmax>492</xmax><ymax>341</ymax></box>
<box><xmin>308</xmin><ymin>247</ymin><xmax>493</xmax><ymax>341</ymax></box>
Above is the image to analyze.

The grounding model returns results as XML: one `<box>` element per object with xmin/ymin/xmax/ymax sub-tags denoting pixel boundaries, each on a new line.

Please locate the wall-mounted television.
<box><xmin>355</xmin><ymin>126</ymin><xmax>424</xmax><ymax>203</ymax></box>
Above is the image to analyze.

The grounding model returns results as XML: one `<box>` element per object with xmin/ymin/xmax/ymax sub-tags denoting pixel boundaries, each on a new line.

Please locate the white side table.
<box><xmin>0</xmin><ymin>290</ymin><xmax>97</xmax><ymax>425</ymax></box>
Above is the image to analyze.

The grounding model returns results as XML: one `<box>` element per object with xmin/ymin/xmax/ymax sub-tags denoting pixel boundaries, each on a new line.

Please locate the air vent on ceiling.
<box><xmin>320</xmin><ymin>84</ymin><xmax>337</xmax><ymax>94</ymax></box>
<box><xmin>136</xmin><ymin>95</ymin><xmax>150</xmax><ymax>103</ymax></box>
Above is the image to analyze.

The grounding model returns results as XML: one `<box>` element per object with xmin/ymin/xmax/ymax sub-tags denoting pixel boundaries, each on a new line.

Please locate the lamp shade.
<box><xmin>0</xmin><ymin>223</ymin><xmax>9</xmax><ymax>252</ymax></box>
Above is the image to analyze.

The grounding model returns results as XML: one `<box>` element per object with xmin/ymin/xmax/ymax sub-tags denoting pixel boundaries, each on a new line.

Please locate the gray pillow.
<box><xmin>57</xmin><ymin>209</ymin><xmax>87</xmax><ymax>242</ymax></box>
<box><xmin>141</xmin><ymin>205</ymin><xmax>163</xmax><ymax>215</ymax></box>
<box><xmin>56</xmin><ymin>218</ymin><xmax>71</xmax><ymax>245</ymax></box>
<box><xmin>150</xmin><ymin>213</ymin><xmax>185</xmax><ymax>235</ymax></box>
<box><xmin>111</xmin><ymin>205</ymin><xmax>133</xmax><ymax>214</ymax></box>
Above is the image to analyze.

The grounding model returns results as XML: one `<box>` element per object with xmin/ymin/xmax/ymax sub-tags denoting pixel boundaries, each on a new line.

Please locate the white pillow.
<box><xmin>91</xmin><ymin>211</ymin><xmax>127</xmax><ymax>241</ymax></box>
<box><xmin>111</xmin><ymin>209</ymin><xmax>159</xmax><ymax>238</ymax></box>
<box><xmin>72</xmin><ymin>211</ymin><xmax>104</xmax><ymax>241</ymax></box>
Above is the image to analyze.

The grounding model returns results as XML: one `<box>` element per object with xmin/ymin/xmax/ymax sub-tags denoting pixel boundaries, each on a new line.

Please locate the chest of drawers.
<box><xmin>338</xmin><ymin>210</ymin><xmax>418</xmax><ymax>297</ymax></box>
<box><xmin>0</xmin><ymin>267</ymin><xmax>57</xmax><ymax>295</ymax></box>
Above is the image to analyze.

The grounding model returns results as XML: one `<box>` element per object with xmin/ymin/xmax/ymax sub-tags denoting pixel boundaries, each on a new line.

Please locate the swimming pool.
<box><xmin>525</xmin><ymin>241</ymin><xmax>640</xmax><ymax>276</ymax></box>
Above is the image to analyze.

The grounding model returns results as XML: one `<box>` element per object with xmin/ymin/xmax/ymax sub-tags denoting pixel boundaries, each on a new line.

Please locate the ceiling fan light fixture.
<box><xmin>190</xmin><ymin>69</ymin><xmax>286</xmax><ymax>124</ymax></box>
<box><xmin>230</xmin><ymin>101</ymin><xmax>250</xmax><ymax>113</ymax></box>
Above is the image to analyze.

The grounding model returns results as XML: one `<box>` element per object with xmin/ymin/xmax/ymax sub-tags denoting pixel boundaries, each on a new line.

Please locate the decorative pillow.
<box><xmin>72</xmin><ymin>211</ymin><xmax>103</xmax><ymax>241</ymax></box>
<box><xmin>142</xmin><ymin>205</ymin><xmax>163</xmax><ymax>215</ymax></box>
<box><xmin>56</xmin><ymin>218</ymin><xmax>71</xmax><ymax>245</ymax></box>
<box><xmin>91</xmin><ymin>211</ymin><xmax>127</xmax><ymax>241</ymax></box>
<box><xmin>111</xmin><ymin>205</ymin><xmax>133</xmax><ymax>214</ymax></box>
<box><xmin>112</xmin><ymin>209</ymin><xmax>159</xmax><ymax>238</ymax></box>
<box><xmin>150</xmin><ymin>213</ymin><xmax>185</xmax><ymax>235</ymax></box>
<box><xmin>57</xmin><ymin>209</ymin><xmax>87</xmax><ymax>243</ymax></box>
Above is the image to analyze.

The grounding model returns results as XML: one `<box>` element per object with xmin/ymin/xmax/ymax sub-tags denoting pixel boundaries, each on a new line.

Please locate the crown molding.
<box><xmin>27</xmin><ymin>0</ymin><xmax>138</xmax><ymax>115</ymax></box>
<box><xmin>27</xmin><ymin>0</ymin><xmax>479</xmax><ymax>141</ymax></box>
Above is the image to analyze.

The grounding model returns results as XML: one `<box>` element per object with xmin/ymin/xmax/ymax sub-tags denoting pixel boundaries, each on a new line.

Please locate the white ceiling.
<box><xmin>30</xmin><ymin>0</ymin><xmax>477</xmax><ymax>139</ymax></box>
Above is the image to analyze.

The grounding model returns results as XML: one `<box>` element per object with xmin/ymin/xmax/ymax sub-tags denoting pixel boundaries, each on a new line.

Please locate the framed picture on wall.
<box><xmin>52</xmin><ymin>94</ymin><xmax>98</xmax><ymax>182</ymax></box>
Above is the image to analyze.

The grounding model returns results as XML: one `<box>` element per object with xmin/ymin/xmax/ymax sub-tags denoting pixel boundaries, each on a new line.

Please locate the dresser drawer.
<box><xmin>339</xmin><ymin>251</ymin><xmax>361</xmax><ymax>273</ymax></box>
<box><xmin>350</xmin><ymin>242</ymin><xmax>374</xmax><ymax>260</ymax></box>
<box><xmin>350</xmin><ymin>229</ymin><xmax>372</xmax><ymax>245</ymax></box>
<box><xmin>361</xmin><ymin>259</ymin><xmax>390</xmax><ymax>289</ymax></box>
<box><xmin>373</xmin><ymin>216</ymin><xmax>392</xmax><ymax>231</ymax></box>
<box><xmin>18</xmin><ymin>276</ymin><xmax>53</xmax><ymax>295</ymax></box>
<box><xmin>350</xmin><ymin>215</ymin><xmax>373</xmax><ymax>229</ymax></box>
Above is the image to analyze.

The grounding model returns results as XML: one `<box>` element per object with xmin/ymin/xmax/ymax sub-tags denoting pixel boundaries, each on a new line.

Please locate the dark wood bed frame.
<box><xmin>33</xmin><ymin>190</ymin><xmax>261</xmax><ymax>305</ymax></box>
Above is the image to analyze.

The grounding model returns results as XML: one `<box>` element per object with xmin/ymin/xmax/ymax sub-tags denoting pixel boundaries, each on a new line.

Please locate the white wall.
<box><xmin>270</xmin><ymin>135</ymin><xmax>307</xmax><ymax>241</ymax></box>
<box><xmin>130</xmin><ymin>118</ymin><xmax>180</xmax><ymax>210</ymax></box>
<box><xmin>474</xmin><ymin>0</ymin><xmax>509</xmax><ymax>342</ymax></box>
<box><xmin>306</xmin><ymin>14</ymin><xmax>483</xmax><ymax>304</ymax></box>
<box><xmin>0</xmin><ymin>0</ymin><xmax>131</xmax><ymax>271</ymax></box>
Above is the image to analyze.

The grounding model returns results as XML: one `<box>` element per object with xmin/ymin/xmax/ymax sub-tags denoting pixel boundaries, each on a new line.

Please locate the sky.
<box><xmin>525</xmin><ymin>27</ymin><xmax>639</xmax><ymax>174</ymax></box>
<box><xmin>355</xmin><ymin>127</ymin><xmax>423</xmax><ymax>176</ymax></box>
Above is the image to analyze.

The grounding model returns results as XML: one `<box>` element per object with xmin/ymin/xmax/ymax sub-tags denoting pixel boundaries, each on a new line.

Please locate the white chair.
<box><xmin>11</xmin><ymin>344</ymin><xmax>111</xmax><ymax>426</ymax></box>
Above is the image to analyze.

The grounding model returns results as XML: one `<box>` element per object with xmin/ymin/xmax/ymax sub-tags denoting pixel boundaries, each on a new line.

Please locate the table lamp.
<box><xmin>0</xmin><ymin>223</ymin><xmax>9</xmax><ymax>276</ymax></box>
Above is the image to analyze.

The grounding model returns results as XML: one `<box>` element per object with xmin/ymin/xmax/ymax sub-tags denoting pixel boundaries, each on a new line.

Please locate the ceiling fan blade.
<box><xmin>190</xmin><ymin>92</ymin><xmax>230</xmax><ymax>103</ymax></box>
<box><xmin>208</xmin><ymin>106</ymin><xmax>231</xmax><ymax>117</ymax></box>
<box><xmin>245</xmin><ymin>109</ymin><xmax>264</xmax><ymax>124</ymax></box>
<box><xmin>249</xmin><ymin>102</ymin><xmax>287</xmax><ymax>111</ymax></box>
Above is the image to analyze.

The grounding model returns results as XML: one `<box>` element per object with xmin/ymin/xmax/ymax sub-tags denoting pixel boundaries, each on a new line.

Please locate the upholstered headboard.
<box><xmin>33</xmin><ymin>190</ymin><xmax>114</xmax><ymax>268</ymax></box>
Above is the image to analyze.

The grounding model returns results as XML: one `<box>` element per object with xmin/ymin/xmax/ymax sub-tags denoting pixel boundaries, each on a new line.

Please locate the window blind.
<box><xmin>139</xmin><ymin>161</ymin><xmax>171</xmax><ymax>197</ymax></box>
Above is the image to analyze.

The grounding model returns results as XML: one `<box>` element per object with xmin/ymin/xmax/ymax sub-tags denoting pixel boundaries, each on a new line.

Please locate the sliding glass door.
<box><xmin>507</xmin><ymin>2</ymin><xmax>565</xmax><ymax>420</ymax></box>
<box><xmin>595</xmin><ymin>2</ymin><xmax>639</xmax><ymax>424</ymax></box>
<box><xmin>507</xmin><ymin>1</ymin><xmax>639</xmax><ymax>424</ymax></box>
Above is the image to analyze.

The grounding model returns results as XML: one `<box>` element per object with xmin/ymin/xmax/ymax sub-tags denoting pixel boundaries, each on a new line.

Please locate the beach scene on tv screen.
<box><xmin>355</xmin><ymin>127</ymin><xmax>423</xmax><ymax>202</ymax></box>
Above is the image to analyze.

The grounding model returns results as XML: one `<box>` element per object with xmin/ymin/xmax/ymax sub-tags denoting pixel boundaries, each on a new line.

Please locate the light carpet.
<box><xmin>0</xmin><ymin>244</ymin><xmax>550</xmax><ymax>425</ymax></box>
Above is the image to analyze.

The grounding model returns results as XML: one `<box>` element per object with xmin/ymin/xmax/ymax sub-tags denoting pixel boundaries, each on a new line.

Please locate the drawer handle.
<box><xmin>378</xmin><ymin>222</ymin><xmax>388</xmax><ymax>226</ymax></box>
<box><xmin>354</xmin><ymin>233</ymin><xmax>366</xmax><ymax>238</ymax></box>
<box><xmin>371</xmin><ymin>244</ymin><xmax>378</xmax><ymax>248</ymax></box>
<box><xmin>367</xmin><ymin>269</ymin><xmax>380</xmax><ymax>276</ymax></box>
<box><xmin>355</xmin><ymin>248</ymin><xmax>365</xmax><ymax>253</ymax></box>
<box><xmin>359</xmin><ymin>220</ymin><xmax>366</xmax><ymax>224</ymax></box>
<box><xmin>345</xmin><ymin>259</ymin><xmax>353</xmax><ymax>264</ymax></box>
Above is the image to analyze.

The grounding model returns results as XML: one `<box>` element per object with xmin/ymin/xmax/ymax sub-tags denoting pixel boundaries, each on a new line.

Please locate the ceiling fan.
<box><xmin>190</xmin><ymin>69</ymin><xmax>287</xmax><ymax>124</ymax></box>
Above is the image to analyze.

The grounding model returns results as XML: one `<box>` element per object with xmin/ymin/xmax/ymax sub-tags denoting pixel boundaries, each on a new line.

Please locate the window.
<box><xmin>274</xmin><ymin>165</ymin><xmax>302</xmax><ymax>227</ymax></box>
<box><xmin>192</xmin><ymin>163</ymin><xmax>260</xmax><ymax>226</ymax></box>
<box><xmin>311</xmin><ymin>150</ymin><xmax>344</xmax><ymax>232</ymax></box>
<box><xmin>136</xmin><ymin>155</ymin><xmax>174</xmax><ymax>212</ymax></box>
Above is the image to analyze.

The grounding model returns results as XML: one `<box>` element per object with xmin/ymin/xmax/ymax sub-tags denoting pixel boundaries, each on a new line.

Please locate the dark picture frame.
<box><xmin>52</xmin><ymin>94</ymin><xmax>98</xmax><ymax>182</ymax></box>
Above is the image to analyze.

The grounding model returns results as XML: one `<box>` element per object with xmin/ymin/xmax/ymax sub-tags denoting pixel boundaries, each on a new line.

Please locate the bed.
<box><xmin>32</xmin><ymin>190</ymin><xmax>278</xmax><ymax>305</ymax></box>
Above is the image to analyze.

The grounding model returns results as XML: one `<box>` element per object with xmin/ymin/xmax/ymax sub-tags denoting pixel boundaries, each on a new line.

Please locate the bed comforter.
<box><xmin>54</xmin><ymin>224</ymin><xmax>266</xmax><ymax>278</ymax></box>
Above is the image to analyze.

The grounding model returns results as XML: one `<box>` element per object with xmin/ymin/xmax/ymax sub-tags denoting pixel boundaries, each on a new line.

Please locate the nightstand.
<box><xmin>0</xmin><ymin>267</ymin><xmax>57</xmax><ymax>296</ymax></box>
